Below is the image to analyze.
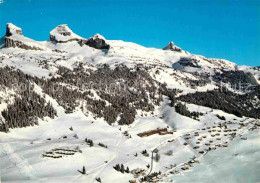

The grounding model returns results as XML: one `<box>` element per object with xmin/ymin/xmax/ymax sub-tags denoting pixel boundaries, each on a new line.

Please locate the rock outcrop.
<box><xmin>81</xmin><ymin>34</ymin><xmax>110</xmax><ymax>49</ymax></box>
<box><xmin>50</xmin><ymin>24</ymin><xmax>82</xmax><ymax>43</ymax></box>
<box><xmin>6</xmin><ymin>23</ymin><xmax>23</xmax><ymax>37</ymax></box>
<box><xmin>163</xmin><ymin>41</ymin><xmax>182</xmax><ymax>52</ymax></box>
<box><xmin>4</xmin><ymin>23</ymin><xmax>44</xmax><ymax>51</ymax></box>
<box><xmin>3</xmin><ymin>23</ymin><xmax>110</xmax><ymax>51</ymax></box>
<box><xmin>50</xmin><ymin>25</ymin><xmax>110</xmax><ymax>49</ymax></box>
<box><xmin>5</xmin><ymin>37</ymin><xmax>43</xmax><ymax>51</ymax></box>
<box><xmin>178</xmin><ymin>57</ymin><xmax>201</xmax><ymax>68</ymax></box>
<box><xmin>0</xmin><ymin>36</ymin><xmax>5</xmax><ymax>48</ymax></box>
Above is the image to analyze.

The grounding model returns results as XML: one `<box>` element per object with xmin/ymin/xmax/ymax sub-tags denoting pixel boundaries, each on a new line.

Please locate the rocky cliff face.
<box><xmin>81</xmin><ymin>34</ymin><xmax>110</xmax><ymax>49</ymax></box>
<box><xmin>0</xmin><ymin>36</ymin><xmax>5</xmax><ymax>48</ymax></box>
<box><xmin>5</xmin><ymin>37</ymin><xmax>43</xmax><ymax>51</ymax></box>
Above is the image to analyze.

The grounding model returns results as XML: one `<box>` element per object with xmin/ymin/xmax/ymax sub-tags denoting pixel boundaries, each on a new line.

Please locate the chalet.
<box><xmin>168</xmin><ymin>139</ymin><xmax>175</xmax><ymax>142</ymax></box>
<box><xmin>137</xmin><ymin>128</ymin><xmax>171</xmax><ymax>137</ymax></box>
<box><xmin>159</xmin><ymin>131</ymin><xmax>173</xmax><ymax>135</ymax></box>
<box><xmin>181</xmin><ymin>167</ymin><xmax>189</xmax><ymax>171</ymax></box>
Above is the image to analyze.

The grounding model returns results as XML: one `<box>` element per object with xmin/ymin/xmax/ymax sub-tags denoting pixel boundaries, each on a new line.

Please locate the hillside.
<box><xmin>0</xmin><ymin>23</ymin><xmax>259</xmax><ymax>183</ymax></box>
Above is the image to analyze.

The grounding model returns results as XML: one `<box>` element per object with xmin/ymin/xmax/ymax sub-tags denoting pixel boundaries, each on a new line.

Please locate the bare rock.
<box><xmin>163</xmin><ymin>41</ymin><xmax>182</xmax><ymax>52</ymax></box>
<box><xmin>81</xmin><ymin>34</ymin><xmax>110</xmax><ymax>50</ymax></box>
<box><xmin>5</xmin><ymin>37</ymin><xmax>43</xmax><ymax>50</ymax></box>
<box><xmin>6</xmin><ymin>23</ymin><xmax>22</xmax><ymax>37</ymax></box>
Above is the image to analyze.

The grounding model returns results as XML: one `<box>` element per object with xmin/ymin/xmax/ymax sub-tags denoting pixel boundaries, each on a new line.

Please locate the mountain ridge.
<box><xmin>1</xmin><ymin>23</ymin><xmax>237</xmax><ymax>70</ymax></box>
<box><xmin>0</xmin><ymin>23</ymin><xmax>259</xmax><ymax>129</ymax></box>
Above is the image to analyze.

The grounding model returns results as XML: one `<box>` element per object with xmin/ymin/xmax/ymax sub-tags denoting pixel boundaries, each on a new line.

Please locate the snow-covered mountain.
<box><xmin>0</xmin><ymin>23</ymin><xmax>259</xmax><ymax>183</ymax></box>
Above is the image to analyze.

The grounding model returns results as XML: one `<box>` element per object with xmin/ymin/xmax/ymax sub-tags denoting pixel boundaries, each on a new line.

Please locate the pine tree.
<box><xmin>155</xmin><ymin>153</ymin><xmax>160</xmax><ymax>162</ymax></box>
<box><xmin>120</xmin><ymin>164</ymin><xmax>125</xmax><ymax>173</ymax></box>
<box><xmin>82</xmin><ymin>166</ymin><xmax>86</xmax><ymax>174</ymax></box>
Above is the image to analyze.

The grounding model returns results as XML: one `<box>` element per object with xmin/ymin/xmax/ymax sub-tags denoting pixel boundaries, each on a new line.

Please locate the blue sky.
<box><xmin>0</xmin><ymin>0</ymin><xmax>259</xmax><ymax>66</ymax></box>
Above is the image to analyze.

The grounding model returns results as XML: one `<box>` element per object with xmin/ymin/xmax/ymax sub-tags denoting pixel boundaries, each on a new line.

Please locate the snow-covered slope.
<box><xmin>0</xmin><ymin>23</ymin><xmax>259</xmax><ymax>183</ymax></box>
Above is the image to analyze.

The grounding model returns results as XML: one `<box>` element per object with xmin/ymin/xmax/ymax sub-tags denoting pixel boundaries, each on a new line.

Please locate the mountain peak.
<box><xmin>91</xmin><ymin>33</ymin><xmax>106</xmax><ymax>41</ymax></box>
<box><xmin>6</xmin><ymin>23</ymin><xmax>23</xmax><ymax>37</ymax></box>
<box><xmin>4</xmin><ymin>23</ymin><xmax>45</xmax><ymax>51</ymax></box>
<box><xmin>81</xmin><ymin>33</ymin><xmax>110</xmax><ymax>49</ymax></box>
<box><xmin>163</xmin><ymin>41</ymin><xmax>182</xmax><ymax>52</ymax></box>
<box><xmin>50</xmin><ymin>24</ymin><xmax>82</xmax><ymax>43</ymax></box>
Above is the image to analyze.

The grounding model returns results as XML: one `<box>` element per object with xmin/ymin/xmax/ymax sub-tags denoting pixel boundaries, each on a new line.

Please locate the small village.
<box><xmin>132</xmin><ymin>117</ymin><xmax>260</xmax><ymax>182</ymax></box>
